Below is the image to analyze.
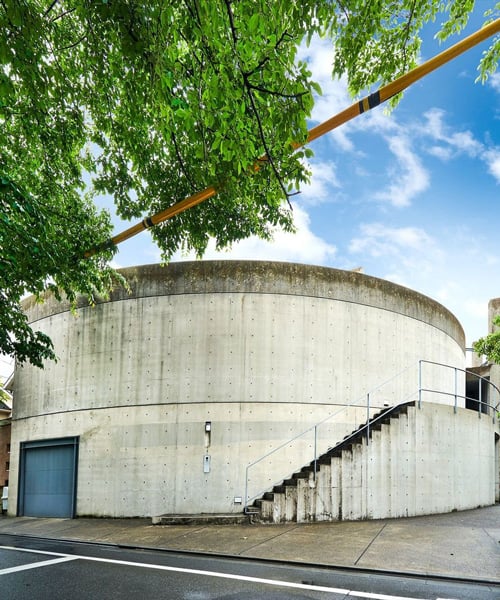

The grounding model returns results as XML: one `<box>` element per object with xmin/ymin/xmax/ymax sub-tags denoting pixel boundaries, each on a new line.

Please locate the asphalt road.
<box><xmin>0</xmin><ymin>535</ymin><xmax>498</xmax><ymax>600</ymax></box>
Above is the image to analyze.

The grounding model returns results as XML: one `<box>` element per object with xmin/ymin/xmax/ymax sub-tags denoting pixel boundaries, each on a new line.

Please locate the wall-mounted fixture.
<box><xmin>203</xmin><ymin>454</ymin><xmax>211</xmax><ymax>473</ymax></box>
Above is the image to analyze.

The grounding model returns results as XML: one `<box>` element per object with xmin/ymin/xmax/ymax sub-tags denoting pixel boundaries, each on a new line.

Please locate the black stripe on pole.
<box><xmin>358</xmin><ymin>91</ymin><xmax>381</xmax><ymax>114</ymax></box>
<box><xmin>368</xmin><ymin>91</ymin><xmax>381</xmax><ymax>109</ymax></box>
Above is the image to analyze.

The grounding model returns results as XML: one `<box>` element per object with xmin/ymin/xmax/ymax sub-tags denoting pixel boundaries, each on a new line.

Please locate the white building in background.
<box><xmin>7</xmin><ymin>261</ymin><xmax>500</xmax><ymax>521</ymax></box>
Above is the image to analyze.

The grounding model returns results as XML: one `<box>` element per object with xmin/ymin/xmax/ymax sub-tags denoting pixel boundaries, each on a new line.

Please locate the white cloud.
<box><xmin>299</xmin><ymin>160</ymin><xmax>341</xmax><ymax>205</ymax></box>
<box><xmin>298</xmin><ymin>34</ymin><xmax>429</xmax><ymax>210</ymax></box>
<box><xmin>297</xmin><ymin>36</ymin><xmax>357</xmax><ymax>152</ymax></box>
<box><xmin>347</xmin><ymin>220</ymin><xmax>500</xmax><ymax>346</ymax></box>
<box><xmin>297</xmin><ymin>37</ymin><xmax>351</xmax><ymax>122</ymax></box>
<box><xmin>298</xmin><ymin>35</ymin><xmax>398</xmax><ymax>138</ymax></box>
<box><xmin>423</xmin><ymin>107</ymin><xmax>446</xmax><ymax>139</ymax></box>
<box><xmin>426</xmin><ymin>145</ymin><xmax>453</xmax><ymax>161</ymax></box>
<box><xmin>433</xmin><ymin>281</ymin><xmax>461</xmax><ymax>305</ymax></box>
<box><xmin>419</xmin><ymin>109</ymin><xmax>500</xmax><ymax>185</ymax></box>
<box><xmin>482</xmin><ymin>148</ymin><xmax>500</xmax><ymax>183</ymax></box>
<box><xmin>348</xmin><ymin>222</ymin><xmax>447</xmax><ymax>292</ymax></box>
<box><xmin>326</xmin><ymin>120</ymin><xmax>356</xmax><ymax>153</ymax></box>
<box><xmin>349</xmin><ymin>222</ymin><xmax>436</xmax><ymax>257</ymax></box>
<box><xmin>0</xmin><ymin>355</ymin><xmax>14</xmax><ymax>380</ymax></box>
<box><xmin>463</xmin><ymin>298</ymin><xmax>489</xmax><ymax>321</ymax></box>
<box><xmin>448</xmin><ymin>130</ymin><xmax>483</xmax><ymax>157</ymax></box>
<box><xmin>489</xmin><ymin>72</ymin><xmax>500</xmax><ymax>93</ymax></box>
<box><xmin>110</xmin><ymin>258</ymin><xmax>125</xmax><ymax>269</ymax></box>
<box><xmin>421</xmin><ymin>108</ymin><xmax>483</xmax><ymax>158</ymax></box>
<box><xmin>374</xmin><ymin>135</ymin><xmax>430</xmax><ymax>207</ymax></box>
<box><xmin>172</xmin><ymin>205</ymin><xmax>337</xmax><ymax>265</ymax></box>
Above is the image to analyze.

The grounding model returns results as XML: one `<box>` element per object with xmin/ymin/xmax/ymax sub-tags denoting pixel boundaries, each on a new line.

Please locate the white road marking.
<box><xmin>0</xmin><ymin>545</ymin><xmax>433</xmax><ymax>600</ymax></box>
<box><xmin>0</xmin><ymin>556</ymin><xmax>76</xmax><ymax>575</ymax></box>
<box><xmin>0</xmin><ymin>545</ymin><xmax>69</xmax><ymax>557</ymax></box>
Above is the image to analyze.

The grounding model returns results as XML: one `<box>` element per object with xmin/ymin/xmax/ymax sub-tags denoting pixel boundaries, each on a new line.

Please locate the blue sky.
<box><xmin>1</xmin><ymin>10</ymin><xmax>498</xmax><ymax>380</ymax></box>
<box><xmin>102</xmin><ymin>11</ymin><xmax>499</xmax><ymax>351</ymax></box>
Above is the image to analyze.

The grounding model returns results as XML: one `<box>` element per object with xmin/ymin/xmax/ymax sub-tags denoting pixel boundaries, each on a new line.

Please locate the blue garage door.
<box><xmin>19</xmin><ymin>438</ymin><xmax>78</xmax><ymax>518</ymax></box>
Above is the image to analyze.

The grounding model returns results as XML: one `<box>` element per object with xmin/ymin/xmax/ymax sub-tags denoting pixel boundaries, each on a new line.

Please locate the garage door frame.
<box><xmin>17</xmin><ymin>437</ymin><xmax>79</xmax><ymax>518</ymax></box>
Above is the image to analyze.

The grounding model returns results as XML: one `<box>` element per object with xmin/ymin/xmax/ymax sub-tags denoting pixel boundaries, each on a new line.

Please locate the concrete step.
<box><xmin>152</xmin><ymin>513</ymin><xmax>250</xmax><ymax>526</ymax></box>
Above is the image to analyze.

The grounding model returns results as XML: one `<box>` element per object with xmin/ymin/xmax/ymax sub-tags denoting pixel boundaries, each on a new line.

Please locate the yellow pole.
<box><xmin>86</xmin><ymin>18</ymin><xmax>500</xmax><ymax>257</ymax></box>
<box><xmin>110</xmin><ymin>186</ymin><xmax>218</xmax><ymax>247</ymax></box>
<box><xmin>306</xmin><ymin>18</ymin><xmax>500</xmax><ymax>144</ymax></box>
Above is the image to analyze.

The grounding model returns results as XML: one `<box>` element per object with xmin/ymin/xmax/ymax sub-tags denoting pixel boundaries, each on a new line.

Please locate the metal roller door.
<box><xmin>18</xmin><ymin>437</ymin><xmax>78</xmax><ymax>518</ymax></box>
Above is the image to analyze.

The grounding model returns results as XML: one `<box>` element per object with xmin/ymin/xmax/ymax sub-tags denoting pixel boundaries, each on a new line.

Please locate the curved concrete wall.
<box><xmin>488</xmin><ymin>297</ymin><xmax>500</xmax><ymax>333</ymax></box>
<box><xmin>485</xmin><ymin>298</ymin><xmax>500</xmax><ymax>417</ymax></box>
<box><xmin>10</xmin><ymin>261</ymin><xmax>467</xmax><ymax>517</ymax></box>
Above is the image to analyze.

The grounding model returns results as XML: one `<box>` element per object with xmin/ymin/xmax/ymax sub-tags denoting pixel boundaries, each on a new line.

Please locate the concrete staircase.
<box><xmin>248</xmin><ymin>402</ymin><xmax>415</xmax><ymax>523</ymax></box>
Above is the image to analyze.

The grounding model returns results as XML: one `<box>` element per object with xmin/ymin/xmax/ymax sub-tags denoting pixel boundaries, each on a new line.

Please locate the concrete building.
<box><xmin>0</xmin><ymin>395</ymin><xmax>11</xmax><ymax>512</ymax></box>
<box><xmin>466</xmin><ymin>297</ymin><xmax>500</xmax><ymax>509</ymax></box>
<box><xmin>7</xmin><ymin>261</ymin><xmax>500</xmax><ymax>521</ymax></box>
<box><xmin>468</xmin><ymin>297</ymin><xmax>500</xmax><ymax>398</ymax></box>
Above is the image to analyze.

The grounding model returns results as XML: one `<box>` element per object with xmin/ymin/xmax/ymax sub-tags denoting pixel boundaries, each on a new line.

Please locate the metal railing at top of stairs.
<box><xmin>244</xmin><ymin>359</ymin><xmax>500</xmax><ymax>514</ymax></box>
<box><xmin>243</xmin><ymin>362</ymin><xmax>419</xmax><ymax>513</ymax></box>
<box><xmin>418</xmin><ymin>359</ymin><xmax>500</xmax><ymax>417</ymax></box>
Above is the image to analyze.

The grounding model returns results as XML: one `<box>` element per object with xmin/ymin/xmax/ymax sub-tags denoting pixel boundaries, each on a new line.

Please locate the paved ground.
<box><xmin>1</xmin><ymin>505</ymin><xmax>499</xmax><ymax>584</ymax></box>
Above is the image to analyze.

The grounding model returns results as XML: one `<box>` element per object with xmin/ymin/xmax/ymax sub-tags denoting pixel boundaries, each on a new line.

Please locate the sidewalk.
<box><xmin>1</xmin><ymin>505</ymin><xmax>499</xmax><ymax>584</ymax></box>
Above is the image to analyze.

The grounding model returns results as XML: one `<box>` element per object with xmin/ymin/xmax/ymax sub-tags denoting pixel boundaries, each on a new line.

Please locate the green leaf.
<box><xmin>1</xmin><ymin>0</ymin><xmax>497</xmax><ymax>368</ymax></box>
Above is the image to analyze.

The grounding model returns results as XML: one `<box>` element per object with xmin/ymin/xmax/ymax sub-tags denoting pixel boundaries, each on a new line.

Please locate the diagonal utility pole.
<box><xmin>86</xmin><ymin>18</ymin><xmax>500</xmax><ymax>258</ymax></box>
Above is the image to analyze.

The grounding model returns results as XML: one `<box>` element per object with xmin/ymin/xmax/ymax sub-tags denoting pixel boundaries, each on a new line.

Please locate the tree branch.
<box><xmin>243</xmin><ymin>75</ymin><xmax>293</xmax><ymax>206</ymax></box>
<box><xmin>242</xmin><ymin>30</ymin><xmax>292</xmax><ymax>78</ymax></box>
<box><xmin>171</xmin><ymin>131</ymin><xmax>196</xmax><ymax>190</ymax></box>
<box><xmin>182</xmin><ymin>0</ymin><xmax>203</xmax><ymax>30</ymax></box>
<box><xmin>51</xmin><ymin>7</ymin><xmax>76</xmax><ymax>23</ymax></box>
<box><xmin>223</xmin><ymin>0</ymin><xmax>238</xmax><ymax>45</ymax></box>
<box><xmin>401</xmin><ymin>0</ymin><xmax>418</xmax><ymax>67</ymax></box>
<box><xmin>0</xmin><ymin>0</ymin><xmax>15</xmax><ymax>28</ymax></box>
<box><xmin>43</xmin><ymin>0</ymin><xmax>60</xmax><ymax>18</ymax></box>
<box><xmin>222</xmin><ymin>0</ymin><xmax>294</xmax><ymax>205</ymax></box>
<box><xmin>60</xmin><ymin>32</ymin><xmax>88</xmax><ymax>51</ymax></box>
<box><xmin>246</xmin><ymin>82</ymin><xmax>308</xmax><ymax>99</ymax></box>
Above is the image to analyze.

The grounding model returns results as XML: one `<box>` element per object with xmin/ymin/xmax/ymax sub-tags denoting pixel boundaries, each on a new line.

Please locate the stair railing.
<box><xmin>418</xmin><ymin>359</ymin><xmax>500</xmax><ymax>421</ymax></box>
<box><xmin>244</xmin><ymin>363</ymin><xmax>417</xmax><ymax>513</ymax></box>
<box><xmin>244</xmin><ymin>359</ymin><xmax>500</xmax><ymax>513</ymax></box>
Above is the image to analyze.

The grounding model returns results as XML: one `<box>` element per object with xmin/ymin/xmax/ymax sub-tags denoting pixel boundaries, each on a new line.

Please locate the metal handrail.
<box><xmin>419</xmin><ymin>387</ymin><xmax>498</xmax><ymax>417</ymax></box>
<box><xmin>418</xmin><ymin>359</ymin><xmax>500</xmax><ymax>417</ymax></box>
<box><xmin>244</xmin><ymin>363</ymin><xmax>416</xmax><ymax>512</ymax></box>
<box><xmin>244</xmin><ymin>359</ymin><xmax>500</xmax><ymax>513</ymax></box>
<box><xmin>243</xmin><ymin>401</ymin><xmax>367</xmax><ymax>513</ymax></box>
<box><xmin>325</xmin><ymin>396</ymin><xmax>418</xmax><ymax>454</ymax></box>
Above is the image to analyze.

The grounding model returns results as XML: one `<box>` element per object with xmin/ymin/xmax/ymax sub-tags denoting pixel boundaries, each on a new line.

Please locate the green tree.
<box><xmin>0</xmin><ymin>377</ymin><xmax>11</xmax><ymax>404</ymax></box>
<box><xmin>1</xmin><ymin>0</ymin><xmax>499</xmax><ymax>368</ymax></box>
<box><xmin>473</xmin><ymin>315</ymin><xmax>500</xmax><ymax>364</ymax></box>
